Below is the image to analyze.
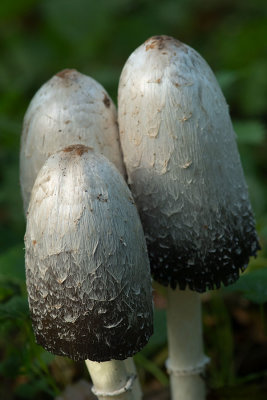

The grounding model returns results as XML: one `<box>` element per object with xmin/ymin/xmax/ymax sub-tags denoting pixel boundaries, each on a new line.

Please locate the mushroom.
<box><xmin>24</xmin><ymin>145</ymin><xmax>153</xmax><ymax>399</ymax></box>
<box><xmin>118</xmin><ymin>35</ymin><xmax>260</xmax><ymax>399</ymax></box>
<box><xmin>20</xmin><ymin>69</ymin><xmax>142</xmax><ymax>397</ymax></box>
<box><xmin>20</xmin><ymin>68</ymin><xmax>125</xmax><ymax>213</ymax></box>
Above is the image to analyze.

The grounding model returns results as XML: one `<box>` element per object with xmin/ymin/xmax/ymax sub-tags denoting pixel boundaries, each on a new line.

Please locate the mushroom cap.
<box><xmin>118</xmin><ymin>35</ymin><xmax>260</xmax><ymax>292</ymax></box>
<box><xmin>24</xmin><ymin>145</ymin><xmax>153</xmax><ymax>361</ymax></box>
<box><xmin>20</xmin><ymin>69</ymin><xmax>125</xmax><ymax>212</ymax></box>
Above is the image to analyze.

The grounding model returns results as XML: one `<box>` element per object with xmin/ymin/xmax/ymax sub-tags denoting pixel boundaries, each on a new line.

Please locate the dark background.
<box><xmin>0</xmin><ymin>0</ymin><xmax>266</xmax><ymax>399</ymax></box>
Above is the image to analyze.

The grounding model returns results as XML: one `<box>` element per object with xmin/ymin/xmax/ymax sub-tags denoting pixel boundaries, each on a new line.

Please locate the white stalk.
<box><xmin>24</xmin><ymin>148</ymin><xmax>153</xmax><ymax>400</ymax></box>
<box><xmin>118</xmin><ymin>34</ymin><xmax>259</xmax><ymax>400</ymax></box>
<box><xmin>86</xmin><ymin>360</ymin><xmax>136</xmax><ymax>400</ymax></box>
<box><xmin>21</xmin><ymin>71</ymin><xmax>144</xmax><ymax>399</ymax></box>
<box><xmin>166</xmin><ymin>288</ymin><xmax>209</xmax><ymax>400</ymax></box>
<box><xmin>124</xmin><ymin>358</ymin><xmax>142</xmax><ymax>400</ymax></box>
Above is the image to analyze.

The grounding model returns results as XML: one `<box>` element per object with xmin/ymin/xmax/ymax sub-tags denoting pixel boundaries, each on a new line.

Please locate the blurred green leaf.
<box><xmin>205</xmin><ymin>293</ymin><xmax>235</xmax><ymax>387</ymax></box>
<box><xmin>224</xmin><ymin>268</ymin><xmax>267</xmax><ymax>304</ymax></box>
<box><xmin>245</xmin><ymin>175</ymin><xmax>267</xmax><ymax>219</ymax></box>
<box><xmin>40</xmin><ymin>351</ymin><xmax>55</xmax><ymax>366</ymax></box>
<box><xmin>234</xmin><ymin>120</ymin><xmax>266</xmax><ymax>145</ymax></box>
<box><xmin>0</xmin><ymin>351</ymin><xmax>21</xmax><ymax>378</ymax></box>
<box><xmin>15</xmin><ymin>377</ymin><xmax>55</xmax><ymax>399</ymax></box>
<box><xmin>0</xmin><ymin>115</ymin><xmax>21</xmax><ymax>147</ymax></box>
<box><xmin>135</xmin><ymin>353</ymin><xmax>169</xmax><ymax>386</ymax></box>
<box><xmin>0</xmin><ymin>0</ymin><xmax>37</xmax><ymax>21</ymax></box>
<box><xmin>0</xmin><ymin>245</ymin><xmax>25</xmax><ymax>284</ymax></box>
<box><xmin>0</xmin><ymin>296</ymin><xmax>29</xmax><ymax>320</ymax></box>
<box><xmin>142</xmin><ymin>309</ymin><xmax>167</xmax><ymax>356</ymax></box>
<box><xmin>238</xmin><ymin>61</ymin><xmax>267</xmax><ymax>116</ymax></box>
<box><xmin>216</xmin><ymin>70</ymin><xmax>238</xmax><ymax>99</ymax></box>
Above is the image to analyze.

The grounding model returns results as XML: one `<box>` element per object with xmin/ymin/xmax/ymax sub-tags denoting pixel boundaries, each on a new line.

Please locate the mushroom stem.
<box><xmin>85</xmin><ymin>359</ymin><xmax>137</xmax><ymax>400</ymax></box>
<box><xmin>124</xmin><ymin>358</ymin><xmax>142</xmax><ymax>400</ymax></box>
<box><xmin>166</xmin><ymin>288</ymin><xmax>209</xmax><ymax>400</ymax></box>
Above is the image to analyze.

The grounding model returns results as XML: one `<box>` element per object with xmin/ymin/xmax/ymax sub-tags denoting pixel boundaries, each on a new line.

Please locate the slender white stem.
<box><xmin>166</xmin><ymin>288</ymin><xmax>209</xmax><ymax>400</ymax></box>
<box><xmin>85</xmin><ymin>359</ymin><xmax>136</xmax><ymax>400</ymax></box>
<box><xmin>124</xmin><ymin>358</ymin><xmax>142</xmax><ymax>400</ymax></box>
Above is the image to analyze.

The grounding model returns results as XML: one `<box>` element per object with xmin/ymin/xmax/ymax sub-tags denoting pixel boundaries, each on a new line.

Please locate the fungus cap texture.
<box><xmin>24</xmin><ymin>145</ymin><xmax>153</xmax><ymax>361</ymax></box>
<box><xmin>20</xmin><ymin>69</ymin><xmax>125</xmax><ymax>212</ymax></box>
<box><xmin>118</xmin><ymin>35</ymin><xmax>260</xmax><ymax>293</ymax></box>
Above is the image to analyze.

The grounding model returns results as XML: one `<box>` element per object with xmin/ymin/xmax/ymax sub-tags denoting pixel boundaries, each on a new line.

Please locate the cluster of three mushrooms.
<box><xmin>21</xmin><ymin>70</ymin><xmax>153</xmax><ymax>400</ymax></box>
<box><xmin>21</xmin><ymin>35</ymin><xmax>260</xmax><ymax>400</ymax></box>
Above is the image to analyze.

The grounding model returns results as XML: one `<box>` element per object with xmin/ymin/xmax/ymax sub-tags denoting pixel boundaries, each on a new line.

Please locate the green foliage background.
<box><xmin>0</xmin><ymin>0</ymin><xmax>266</xmax><ymax>398</ymax></box>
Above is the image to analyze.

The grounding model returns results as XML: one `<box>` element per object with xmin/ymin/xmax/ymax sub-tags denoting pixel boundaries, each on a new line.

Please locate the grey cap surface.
<box><xmin>24</xmin><ymin>145</ymin><xmax>153</xmax><ymax>361</ymax></box>
<box><xmin>118</xmin><ymin>35</ymin><xmax>260</xmax><ymax>292</ymax></box>
<box><xmin>20</xmin><ymin>69</ymin><xmax>125</xmax><ymax>213</ymax></box>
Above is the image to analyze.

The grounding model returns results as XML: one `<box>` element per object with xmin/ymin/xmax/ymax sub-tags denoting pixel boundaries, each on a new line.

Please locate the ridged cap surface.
<box><xmin>20</xmin><ymin>69</ymin><xmax>125</xmax><ymax>212</ymax></box>
<box><xmin>24</xmin><ymin>145</ymin><xmax>153</xmax><ymax>361</ymax></box>
<box><xmin>118</xmin><ymin>35</ymin><xmax>260</xmax><ymax>292</ymax></box>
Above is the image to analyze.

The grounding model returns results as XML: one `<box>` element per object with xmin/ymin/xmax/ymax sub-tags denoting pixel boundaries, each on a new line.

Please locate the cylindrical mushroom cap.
<box><xmin>20</xmin><ymin>69</ymin><xmax>125</xmax><ymax>212</ymax></box>
<box><xmin>118</xmin><ymin>35</ymin><xmax>260</xmax><ymax>292</ymax></box>
<box><xmin>24</xmin><ymin>145</ymin><xmax>153</xmax><ymax>361</ymax></box>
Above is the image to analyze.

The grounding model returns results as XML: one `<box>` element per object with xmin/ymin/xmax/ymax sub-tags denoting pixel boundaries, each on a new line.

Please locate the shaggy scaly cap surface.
<box><xmin>20</xmin><ymin>69</ymin><xmax>125</xmax><ymax>212</ymax></box>
<box><xmin>25</xmin><ymin>146</ymin><xmax>153</xmax><ymax>361</ymax></box>
<box><xmin>118</xmin><ymin>35</ymin><xmax>260</xmax><ymax>292</ymax></box>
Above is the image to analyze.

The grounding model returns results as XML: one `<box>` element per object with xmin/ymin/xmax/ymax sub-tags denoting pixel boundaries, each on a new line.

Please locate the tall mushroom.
<box><xmin>24</xmin><ymin>145</ymin><xmax>153</xmax><ymax>400</ymax></box>
<box><xmin>118</xmin><ymin>35</ymin><xmax>260</xmax><ymax>399</ymax></box>
<box><xmin>20</xmin><ymin>69</ymin><xmax>141</xmax><ymax>398</ymax></box>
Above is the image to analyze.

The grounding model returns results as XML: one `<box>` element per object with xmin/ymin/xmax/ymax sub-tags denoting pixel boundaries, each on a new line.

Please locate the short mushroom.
<box><xmin>24</xmin><ymin>145</ymin><xmax>153</xmax><ymax>399</ymax></box>
<box><xmin>20</xmin><ymin>69</ymin><xmax>142</xmax><ymax>397</ymax></box>
<box><xmin>20</xmin><ymin>68</ymin><xmax>125</xmax><ymax>213</ymax></box>
<box><xmin>118</xmin><ymin>35</ymin><xmax>260</xmax><ymax>399</ymax></box>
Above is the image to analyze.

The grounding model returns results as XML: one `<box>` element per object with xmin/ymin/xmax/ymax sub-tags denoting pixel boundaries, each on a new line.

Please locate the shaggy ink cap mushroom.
<box><xmin>20</xmin><ymin>68</ymin><xmax>125</xmax><ymax>212</ymax></box>
<box><xmin>118</xmin><ymin>35</ymin><xmax>260</xmax><ymax>293</ymax></box>
<box><xmin>24</xmin><ymin>145</ymin><xmax>153</xmax><ymax>361</ymax></box>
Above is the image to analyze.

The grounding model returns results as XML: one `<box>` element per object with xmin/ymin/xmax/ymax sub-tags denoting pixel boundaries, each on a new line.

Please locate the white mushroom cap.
<box><xmin>20</xmin><ymin>69</ymin><xmax>125</xmax><ymax>212</ymax></box>
<box><xmin>118</xmin><ymin>35</ymin><xmax>260</xmax><ymax>292</ymax></box>
<box><xmin>24</xmin><ymin>145</ymin><xmax>153</xmax><ymax>361</ymax></box>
